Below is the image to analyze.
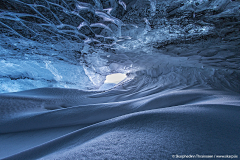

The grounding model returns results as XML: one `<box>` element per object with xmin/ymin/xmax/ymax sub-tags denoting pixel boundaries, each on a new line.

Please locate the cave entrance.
<box><xmin>99</xmin><ymin>73</ymin><xmax>127</xmax><ymax>90</ymax></box>
<box><xmin>104</xmin><ymin>73</ymin><xmax>127</xmax><ymax>84</ymax></box>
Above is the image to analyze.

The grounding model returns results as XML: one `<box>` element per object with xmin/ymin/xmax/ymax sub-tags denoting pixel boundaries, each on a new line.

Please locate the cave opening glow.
<box><xmin>104</xmin><ymin>73</ymin><xmax>127</xmax><ymax>84</ymax></box>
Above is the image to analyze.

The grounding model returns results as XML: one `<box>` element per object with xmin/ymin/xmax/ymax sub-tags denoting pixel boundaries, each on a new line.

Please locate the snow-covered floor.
<box><xmin>1</xmin><ymin>83</ymin><xmax>240</xmax><ymax>159</ymax></box>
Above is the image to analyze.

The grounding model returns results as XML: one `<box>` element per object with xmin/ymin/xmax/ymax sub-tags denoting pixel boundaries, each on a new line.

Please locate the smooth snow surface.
<box><xmin>0</xmin><ymin>0</ymin><xmax>240</xmax><ymax>159</ymax></box>
<box><xmin>0</xmin><ymin>87</ymin><xmax>240</xmax><ymax>159</ymax></box>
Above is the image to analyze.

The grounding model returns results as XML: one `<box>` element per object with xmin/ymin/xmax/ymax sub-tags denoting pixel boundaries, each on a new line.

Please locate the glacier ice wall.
<box><xmin>0</xmin><ymin>0</ymin><xmax>239</xmax><ymax>93</ymax></box>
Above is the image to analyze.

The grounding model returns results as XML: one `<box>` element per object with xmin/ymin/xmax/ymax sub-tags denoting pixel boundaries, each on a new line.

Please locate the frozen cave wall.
<box><xmin>0</xmin><ymin>0</ymin><xmax>240</xmax><ymax>93</ymax></box>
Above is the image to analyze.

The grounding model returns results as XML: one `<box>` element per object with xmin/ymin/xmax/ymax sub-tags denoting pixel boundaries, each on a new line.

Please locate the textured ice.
<box><xmin>0</xmin><ymin>0</ymin><xmax>240</xmax><ymax>159</ymax></box>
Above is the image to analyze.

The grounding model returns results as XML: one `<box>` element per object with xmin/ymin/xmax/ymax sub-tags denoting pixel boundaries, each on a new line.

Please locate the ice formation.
<box><xmin>0</xmin><ymin>0</ymin><xmax>240</xmax><ymax>159</ymax></box>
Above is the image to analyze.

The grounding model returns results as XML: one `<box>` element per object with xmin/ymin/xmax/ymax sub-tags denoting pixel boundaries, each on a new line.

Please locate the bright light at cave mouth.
<box><xmin>104</xmin><ymin>73</ymin><xmax>127</xmax><ymax>84</ymax></box>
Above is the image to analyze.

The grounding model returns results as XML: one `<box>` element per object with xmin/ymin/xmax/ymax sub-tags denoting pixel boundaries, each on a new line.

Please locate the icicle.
<box><xmin>119</xmin><ymin>0</ymin><xmax>127</xmax><ymax>10</ymax></box>
<box><xmin>90</xmin><ymin>23</ymin><xmax>113</xmax><ymax>33</ymax></box>
<box><xmin>148</xmin><ymin>0</ymin><xmax>156</xmax><ymax>16</ymax></box>
<box><xmin>76</xmin><ymin>2</ymin><xmax>94</xmax><ymax>11</ymax></box>
<box><xmin>93</xmin><ymin>0</ymin><xmax>103</xmax><ymax>9</ymax></box>
<box><xmin>77</xmin><ymin>22</ymin><xmax>89</xmax><ymax>30</ymax></box>
<box><xmin>103</xmin><ymin>8</ymin><xmax>113</xmax><ymax>15</ymax></box>
<box><xmin>95</xmin><ymin>11</ymin><xmax>123</xmax><ymax>37</ymax></box>
<box><xmin>144</xmin><ymin>18</ymin><xmax>151</xmax><ymax>31</ymax></box>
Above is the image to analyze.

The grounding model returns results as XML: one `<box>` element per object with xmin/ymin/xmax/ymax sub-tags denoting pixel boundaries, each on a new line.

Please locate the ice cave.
<box><xmin>0</xmin><ymin>0</ymin><xmax>240</xmax><ymax>159</ymax></box>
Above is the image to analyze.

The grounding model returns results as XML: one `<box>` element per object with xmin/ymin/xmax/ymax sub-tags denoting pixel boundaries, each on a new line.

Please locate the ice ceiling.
<box><xmin>0</xmin><ymin>0</ymin><xmax>239</xmax><ymax>93</ymax></box>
